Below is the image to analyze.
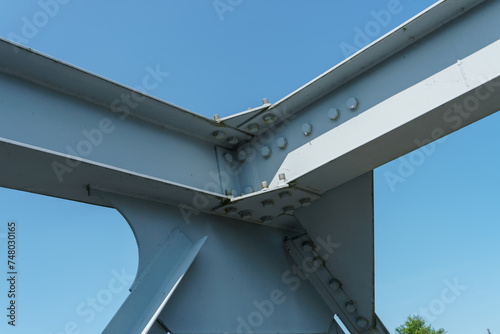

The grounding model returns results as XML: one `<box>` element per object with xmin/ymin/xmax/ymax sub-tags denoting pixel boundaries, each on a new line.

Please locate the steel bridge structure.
<box><xmin>1</xmin><ymin>0</ymin><xmax>499</xmax><ymax>333</ymax></box>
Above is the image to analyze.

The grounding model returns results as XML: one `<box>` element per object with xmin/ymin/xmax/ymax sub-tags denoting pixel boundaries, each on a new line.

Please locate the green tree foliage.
<box><xmin>396</xmin><ymin>315</ymin><xmax>446</xmax><ymax>334</ymax></box>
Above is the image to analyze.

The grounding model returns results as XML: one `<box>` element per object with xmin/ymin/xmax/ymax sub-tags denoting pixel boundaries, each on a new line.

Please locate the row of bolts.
<box><xmin>216</xmin><ymin>97</ymin><xmax>360</xmax><ymax>220</ymax></box>
<box><xmin>301</xmin><ymin>240</ymin><xmax>369</xmax><ymax>329</ymax></box>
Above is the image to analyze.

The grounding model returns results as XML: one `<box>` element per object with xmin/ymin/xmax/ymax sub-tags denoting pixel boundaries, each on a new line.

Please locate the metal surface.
<box><xmin>0</xmin><ymin>0</ymin><xmax>499</xmax><ymax>333</ymax></box>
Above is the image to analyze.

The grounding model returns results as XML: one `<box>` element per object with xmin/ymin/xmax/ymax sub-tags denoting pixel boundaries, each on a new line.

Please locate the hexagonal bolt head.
<box><xmin>261</xmin><ymin>146</ymin><xmax>272</xmax><ymax>158</ymax></box>
<box><xmin>302</xmin><ymin>123</ymin><xmax>312</xmax><ymax>136</ymax></box>
<box><xmin>277</xmin><ymin>137</ymin><xmax>288</xmax><ymax>149</ymax></box>
<box><xmin>328</xmin><ymin>108</ymin><xmax>340</xmax><ymax>120</ymax></box>
<box><xmin>347</xmin><ymin>97</ymin><xmax>359</xmax><ymax>111</ymax></box>
<box><xmin>223</xmin><ymin>153</ymin><xmax>234</xmax><ymax>164</ymax></box>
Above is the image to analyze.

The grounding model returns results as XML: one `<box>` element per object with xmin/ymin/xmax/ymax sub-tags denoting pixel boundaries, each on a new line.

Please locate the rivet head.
<box><xmin>225</xmin><ymin>189</ymin><xmax>232</xmax><ymax>196</ymax></box>
<box><xmin>238</xmin><ymin>151</ymin><xmax>247</xmax><ymax>162</ymax></box>
<box><xmin>213</xmin><ymin>130</ymin><xmax>225</xmax><ymax>139</ymax></box>
<box><xmin>347</xmin><ymin>97</ymin><xmax>359</xmax><ymax>110</ymax></box>
<box><xmin>214</xmin><ymin>114</ymin><xmax>220</xmax><ymax>121</ymax></box>
<box><xmin>302</xmin><ymin>241</ymin><xmax>313</xmax><ymax>252</ymax></box>
<box><xmin>227</xmin><ymin>136</ymin><xmax>239</xmax><ymax>145</ymax></box>
<box><xmin>277</xmin><ymin>137</ymin><xmax>288</xmax><ymax>149</ymax></box>
<box><xmin>346</xmin><ymin>301</ymin><xmax>357</xmax><ymax>313</ymax></box>
<box><xmin>302</xmin><ymin>123</ymin><xmax>312</xmax><ymax>136</ymax></box>
<box><xmin>262</xmin><ymin>199</ymin><xmax>274</xmax><ymax>208</ymax></box>
<box><xmin>225</xmin><ymin>207</ymin><xmax>238</xmax><ymax>215</ymax></box>
<box><xmin>261</xmin><ymin>146</ymin><xmax>272</xmax><ymax>158</ymax></box>
<box><xmin>262</xmin><ymin>98</ymin><xmax>269</xmax><ymax>105</ymax></box>
<box><xmin>247</xmin><ymin>123</ymin><xmax>260</xmax><ymax>133</ymax></box>
<box><xmin>278</xmin><ymin>173</ymin><xmax>286</xmax><ymax>181</ymax></box>
<box><xmin>313</xmin><ymin>257</ymin><xmax>324</xmax><ymax>267</ymax></box>
<box><xmin>328</xmin><ymin>108</ymin><xmax>340</xmax><ymax>120</ymax></box>
<box><xmin>283</xmin><ymin>206</ymin><xmax>295</xmax><ymax>215</ymax></box>
<box><xmin>261</xmin><ymin>216</ymin><xmax>273</xmax><ymax>224</ymax></box>
<box><xmin>244</xmin><ymin>186</ymin><xmax>254</xmax><ymax>194</ymax></box>
<box><xmin>279</xmin><ymin>191</ymin><xmax>292</xmax><ymax>199</ymax></box>
<box><xmin>357</xmin><ymin>318</ymin><xmax>368</xmax><ymax>328</ymax></box>
<box><xmin>329</xmin><ymin>279</ymin><xmax>341</xmax><ymax>291</ymax></box>
<box><xmin>261</xmin><ymin>181</ymin><xmax>269</xmax><ymax>189</ymax></box>
<box><xmin>239</xmin><ymin>211</ymin><xmax>253</xmax><ymax>220</ymax></box>
<box><xmin>262</xmin><ymin>113</ymin><xmax>276</xmax><ymax>123</ymax></box>
<box><xmin>223</xmin><ymin>153</ymin><xmax>233</xmax><ymax>164</ymax></box>
<box><xmin>300</xmin><ymin>198</ymin><xmax>312</xmax><ymax>207</ymax></box>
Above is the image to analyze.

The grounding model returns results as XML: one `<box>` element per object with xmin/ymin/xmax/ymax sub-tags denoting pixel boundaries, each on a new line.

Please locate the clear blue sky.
<box><xmin>1</xmin><ymin>1</ymin><xmax>499</xmax><ymax>333</ymax></box>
